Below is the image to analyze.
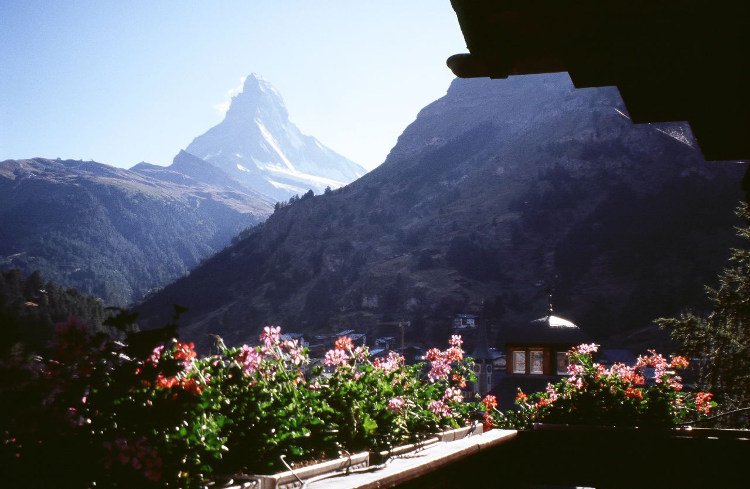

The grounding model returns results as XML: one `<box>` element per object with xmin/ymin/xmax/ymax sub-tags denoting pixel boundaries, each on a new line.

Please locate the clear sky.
<box><xmin>0</xmin><ymin>1</ymin><xmax>467</xmax><ymax>171</ymax></box>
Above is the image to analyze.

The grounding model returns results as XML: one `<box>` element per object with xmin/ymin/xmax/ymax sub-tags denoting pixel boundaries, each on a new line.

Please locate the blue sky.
<box><xmin>0</xmin><ymin>1</ymin><xmax>466</xmax><ymax>171</ymax></box>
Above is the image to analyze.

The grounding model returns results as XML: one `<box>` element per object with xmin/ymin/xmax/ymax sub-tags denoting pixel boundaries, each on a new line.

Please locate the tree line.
<box><xmin>0</xmin><ymin>269</ymin><xmax>107</xmax><ymax>354</ymax></box>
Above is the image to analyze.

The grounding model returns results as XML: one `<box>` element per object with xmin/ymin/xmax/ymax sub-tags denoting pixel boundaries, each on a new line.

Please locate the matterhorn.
<box><xmin>185</xmin><ymin>74</ymin><xmax>365</xmax><ymax>201</ymax></box>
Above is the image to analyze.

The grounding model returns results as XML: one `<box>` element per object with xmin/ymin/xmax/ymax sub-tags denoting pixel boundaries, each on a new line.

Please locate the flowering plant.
<box><xmin>77</xmin><ymin>335</ymin><xmax>227</xmax><ymax>487</ymax></box>
<box><xmin>487</xmin><ymin>343</ymin><xmax>716</xmax><ymax>429</ymax></box>
<box><xmin>320</xmin><ymin>334</ymin><xmax>479</xmax><ymax>455</ymax></box>
<box><xmin>2</xmin><ymin>316</ymin><xmax>485</xmax><ymax>488</ymax></box>
<box><xmin>201</xmin><ymin>326</ymin><xmax>336</xmax><ymax>475</ymax></box>
<box><xmin>1</xmin><ymin>314</ymin><xmax>226</xmax><ymax>488</ymax></box>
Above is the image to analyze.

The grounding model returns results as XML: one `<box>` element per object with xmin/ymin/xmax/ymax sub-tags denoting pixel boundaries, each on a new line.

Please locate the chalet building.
<box><xmin>487</xmin><ymin>306</ymin><xmax>590</xmax><ymax>409</ymax></box>
<box><xmin>347</xmin><ymin>333</ymin><xmax>367</xmax><ymax>346</ymax></box>
<box><xmin>400</xmin><ymin>345</ymin><xmax>427</xmax><ymax>365</ymax></box>
<box><xmin>375</xmin><ymin>336</ymin><xmax>397</xmax><ymax>351</ymax></box>
<box><xmin>502</xmin><ymin>312</ymin><xmax>589</xmax><ymax>377</ymax></box>
<box><xmin>453</xmin><ymin>313</ymin><xmax>478</xmax><ymax>330</ymax></box>
<box><xmin>335</xmin><ymin>329</ymin><xmax>356</xmax><ymax>339</ymax></box>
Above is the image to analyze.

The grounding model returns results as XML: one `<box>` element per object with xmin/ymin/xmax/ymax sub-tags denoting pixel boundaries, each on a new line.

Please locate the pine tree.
<box><xmin>657</xmin><ymin>203</ymin><xmax>750</xmax><ymax>420</ymax></box>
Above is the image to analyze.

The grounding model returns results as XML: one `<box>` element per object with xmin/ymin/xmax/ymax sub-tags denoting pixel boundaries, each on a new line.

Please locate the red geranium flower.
<box><xmin>482</xmin><ymin>394</ymin><xmax>498</xmax><ymax>410</ymax></box>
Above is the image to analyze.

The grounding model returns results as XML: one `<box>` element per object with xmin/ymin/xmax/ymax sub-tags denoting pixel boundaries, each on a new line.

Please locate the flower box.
<box><xmin>306</xmin><ymin>429</ymin><xmax>515</xmax><ymax>489</ymax></box>
<box><xmin>214</xmin><ymin>426</ymin><xmax>486</xmax><ymax>489</ymax></box>
<box><xmin>372</xmin><ymin>423</ymin><xmax>484</xmax><ymax>465</ymax></box>
<box><xmin>435</xmin><ymin>423</ymin><xmax>484</xmax><ymax>442</ymax></box>
<box><xmin>256</xmin><ymin>451</ymin><xmax>370</xmax><ymax>489</ymax></box>
<box><xmin>214</xmin><ymin>451</ymin><xmax>370</xmax><ymax>489</ymax></box>
<box><xmin>374</xmin><ymin>436</ymin><xmax>439</xmax><ymax>463</ymax></box>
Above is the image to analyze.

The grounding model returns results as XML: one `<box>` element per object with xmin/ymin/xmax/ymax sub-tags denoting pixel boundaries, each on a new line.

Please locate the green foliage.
<box><xmin>0</xmin><ymin>269</ymin><xmax>107</xmax><ymax>353</ymax></box>
<box><xmin>657</xmin><ymin>203</ymin><xmax>750</xmax><ymax>423</ymax></box>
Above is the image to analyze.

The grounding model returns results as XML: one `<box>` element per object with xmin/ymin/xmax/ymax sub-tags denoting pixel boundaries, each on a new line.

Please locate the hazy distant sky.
<box><xmin>0</xmin><ymin>1</ymin><xmax>466</xmax><ymax>171</ymax></box>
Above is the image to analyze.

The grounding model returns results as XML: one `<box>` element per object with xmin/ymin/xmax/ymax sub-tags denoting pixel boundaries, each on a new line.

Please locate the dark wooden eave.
<box><xmin>447</xmin><ymin>0</ymin><xmax>749</xmax><ymax>162</ymax></box>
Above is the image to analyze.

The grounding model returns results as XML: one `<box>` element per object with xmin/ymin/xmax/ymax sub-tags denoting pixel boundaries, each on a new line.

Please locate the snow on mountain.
<box><xmin>185</xmin><ymin>74</ymin><xmax>366</xmax><ymax>201</ymax></box>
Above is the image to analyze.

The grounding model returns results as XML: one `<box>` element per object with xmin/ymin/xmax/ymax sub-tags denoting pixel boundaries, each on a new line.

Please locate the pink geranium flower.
<box><xmin>260</xmin><ymin>326</ymin><xmax>281</xmax><ymax>347</ymax></box>
<box><xmin>387</xmin><ymin>396</ymin><xmax>406</xmax><ymax>413</ymax></box>
<box><xmin>324</xmin><ymin>348</ymin><xmax>349</xmax><ymax>367</ymax></box>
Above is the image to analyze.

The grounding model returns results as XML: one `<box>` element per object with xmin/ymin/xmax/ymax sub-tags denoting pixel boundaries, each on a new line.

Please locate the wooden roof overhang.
<box><xmin>447</xmin><ymin>0</ymin><xmax>749</xmax><ymax>163</ymax></box>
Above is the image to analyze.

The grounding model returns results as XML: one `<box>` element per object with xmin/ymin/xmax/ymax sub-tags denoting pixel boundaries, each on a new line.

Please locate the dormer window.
<box><xmin>556</xmin><ymin>352</ymin><xmax>569</xmax><ymax>375</ymax></box>
<box><xmin>512</xmin><ymin>350</ymin><xmax>526</xmax><ymax>374</ymax></box>
<box><xmin>529</xmin><ymin>350</ymin><xmax>544</xmax><ymax>374</ymax></box>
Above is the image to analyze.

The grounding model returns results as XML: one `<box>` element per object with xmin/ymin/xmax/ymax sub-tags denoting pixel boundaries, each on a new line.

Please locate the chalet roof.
<box><xmin>348</xmin><ymin>333</ymin><xmax>366</xmax><ymax>343</ymax></box>
<box><xmin>531</xmin><ymin>315</ymin><xmax>577</xmax><ymax>329</ymax></box>
<box><xmin>500</xmin><ymin>314</ymin><xmax>590</xmax><ymax>346</ymax></box>
<box><xmin>281</xmin><ymin>333</ymin><xmax>305</xmax><ymax>341</ymax></box>
<box><xmin>447</xmin><ymin>0</ymin><xmax>749</xmax><ymax>162</ymax></box>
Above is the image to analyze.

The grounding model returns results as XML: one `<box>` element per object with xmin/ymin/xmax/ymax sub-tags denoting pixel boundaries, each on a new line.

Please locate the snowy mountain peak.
<box><xmin>223</xmin><ymin>73</ymin><xmax>288</xmax><ymax>124</ymax></box>
<box><xmin>185</xmin><ymin>74</ymin><xmax>365</xmax><ymax>201</ymax></box>
<box><xmin>244</xmin><ymin>73</ymin><xmax>279</xmax><ymax>96</ymax></box>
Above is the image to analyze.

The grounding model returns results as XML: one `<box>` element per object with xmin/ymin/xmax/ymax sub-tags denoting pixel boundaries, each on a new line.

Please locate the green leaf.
<box><xmin>362</xmin><ymin>415</ymin><xmax>378</xmax><ymax>436</ymax></box>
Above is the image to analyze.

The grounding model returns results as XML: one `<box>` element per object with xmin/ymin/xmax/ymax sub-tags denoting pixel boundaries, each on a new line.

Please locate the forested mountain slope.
<box><xmin>0</xmin><ymin>157</ymin><xmax>272</xmax><ymax>305</ymax></box>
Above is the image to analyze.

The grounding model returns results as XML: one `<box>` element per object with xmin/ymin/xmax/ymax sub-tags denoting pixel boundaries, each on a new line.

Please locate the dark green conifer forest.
<box><xmin>658</xmin><ymin>203</ymin><xmax>750</xmax><ymax>424</ymax></box>
<box><xmin>0</xmin><ymin>269</ymin><xmax>106</xmax><ymax>353</ymax></box>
